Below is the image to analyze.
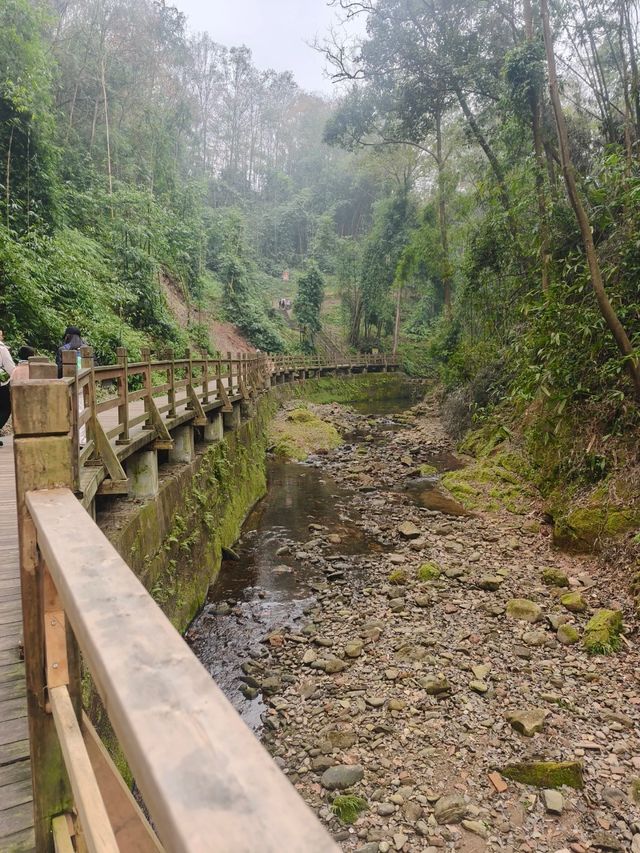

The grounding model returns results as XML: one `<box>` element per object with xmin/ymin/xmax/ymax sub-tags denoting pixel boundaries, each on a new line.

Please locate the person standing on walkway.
<box><xmin>56</xmin><ymin>325</ymin><xmax>87</xmax><ymax>376</ymax></box>
<box><xmin>0</xmin><ymin>331</ymin><xmax>16</xmax><ymax>447</ymax></box>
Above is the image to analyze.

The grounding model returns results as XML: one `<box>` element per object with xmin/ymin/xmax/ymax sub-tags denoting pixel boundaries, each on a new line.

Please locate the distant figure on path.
<box><xmin>0</xmin><ymin>331</ymin><xmax>16</xmax><ymax>447</ymax></box>
<box><xmin>11</xmin><ymin>346</ymin><xmax>35</xmax><ymax>383</ymax></box>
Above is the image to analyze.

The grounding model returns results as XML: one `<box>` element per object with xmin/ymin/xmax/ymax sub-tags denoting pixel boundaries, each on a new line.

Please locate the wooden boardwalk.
<box><xmin>0</xmin><ymin>437</ymin><xmax>34</xmax><ymax>852</ymax></box>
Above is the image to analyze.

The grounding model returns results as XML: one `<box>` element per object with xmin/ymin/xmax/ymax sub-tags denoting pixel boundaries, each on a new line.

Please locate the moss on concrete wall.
<box><xmin>103</xmin><ymin>396</ymin><xmax>275</xmax><ymax>632</ymax></box>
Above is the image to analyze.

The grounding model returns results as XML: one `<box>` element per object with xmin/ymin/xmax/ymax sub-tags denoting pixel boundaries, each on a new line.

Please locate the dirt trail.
<box><xmin>252</xmin><ymin>399</ymin><xmax>640</xmax><ymax>852</ymax></box>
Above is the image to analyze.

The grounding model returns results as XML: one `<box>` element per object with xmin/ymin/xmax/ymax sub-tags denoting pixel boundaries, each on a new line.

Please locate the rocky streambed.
<box><xmin>188</xmin><ymin>395</ymin><xmax>640</xmax><ymax>853</ymax></box>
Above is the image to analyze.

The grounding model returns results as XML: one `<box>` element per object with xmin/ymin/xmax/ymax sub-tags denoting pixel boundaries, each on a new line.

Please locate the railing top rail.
<box><xmin>27</xmin><ymin>487</ymin><xmax>337</xmax><ymax>853</ymax></box>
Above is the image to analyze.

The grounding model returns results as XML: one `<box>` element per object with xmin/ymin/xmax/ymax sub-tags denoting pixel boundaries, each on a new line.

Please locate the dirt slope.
<box><xmin>160</xmin><ymin>271</ymin><xmax>255</xmax><ymax>354</ymax></box>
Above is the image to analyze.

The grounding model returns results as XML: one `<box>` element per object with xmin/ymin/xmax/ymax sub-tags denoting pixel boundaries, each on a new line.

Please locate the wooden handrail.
<box><xmin>26</xmin><ymin>487</ymin><xmax>338</xmax><ymax>852</ymax></box>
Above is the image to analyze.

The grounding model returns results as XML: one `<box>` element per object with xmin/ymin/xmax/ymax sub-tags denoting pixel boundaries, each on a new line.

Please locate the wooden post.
<box><xmin>202</xmin><ymin>351</ymin><xmax>209</xmax><ymax>404</ymax></box>
<box><xmin>61</xmin><ymin>350</ymin><xmax>80</xmax><ymax>492</ymax></box>
<box><xmin>167</xmin><ymin>349</ymin><xmax>176</xmax><ymax>419</ymax></box>
<box><xmin>141</xmin><ymin>348</ymin><xmax>153</xmax><ymax>431</ymax></box>
<box><xmin>29</xmin><ymin>358</ymin><xmax>58</xmax><ymax>380</ymax></box>
<box><xmin>185</xmin><ymin>348</ymin><xmax>193</xmax><ymax>410</ymax></box>
<box><xmin>12</xmin><ymin>379</ymin><xmax>80</xmax><ymax>853</ymax></box>
<box><xmin>80</xmin><ymin>346</ymin><xmax>97</xmax><ymax>452</ymax></box>
<box><xmin>227</xmin><ymin>351</ymin><xmax>234</xmax><ymax>395</ymax></box>
<box><xmin>116</xmin><ymin>348</ymin><xmax>130</xmax><ymax>444</ymax></box>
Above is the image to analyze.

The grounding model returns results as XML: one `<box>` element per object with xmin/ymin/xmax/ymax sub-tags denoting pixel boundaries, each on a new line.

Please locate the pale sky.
<box><xmin>173</xmin><ymin>0</ymin><xmax>360</xmax><ymax>93</ymax></box>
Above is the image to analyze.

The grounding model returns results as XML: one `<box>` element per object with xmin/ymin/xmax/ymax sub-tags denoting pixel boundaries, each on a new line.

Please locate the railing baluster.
<box><xmin>167</xmin><ymin>348</ymin><xmax>176</xmax><ymax>419</ymax></box>
<box><xmin>116</xmin><ymin>347</ymin><xmax>130</xmax><ymax>444</ymax></box>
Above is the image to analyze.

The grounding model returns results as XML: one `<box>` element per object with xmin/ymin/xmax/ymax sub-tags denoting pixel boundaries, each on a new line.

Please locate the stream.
<box><xmin>186</xmin><ymin>396</ymin><xmax>464</xmax><ymax>731</ymax></box>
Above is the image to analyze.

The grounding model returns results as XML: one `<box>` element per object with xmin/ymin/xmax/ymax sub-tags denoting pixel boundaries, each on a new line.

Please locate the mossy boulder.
<box><xmin>501</xmin><ymin>760</ymin><xmax>583</xmax><ymax>789</ymax></box>
<box><xmin>583</xmin><ymin>609</ymin><xmax>623</xmax><ymax>654</ymax></box>
<box><xmin>553</xmin><ymin>503</ymin><xmax>640</xmax><ymax>551</ymax></box>
<box><xmin>389</xmin><ymin>569</ymin><xmax>408</xmax><ymax>585</ymax></box>
<box><xmin>542</xmin><ymin>568</ymin><xmax>569</xmax><ymax>588</ymax></box>
<box><xmin>506</xmin><ymin>598</ymin><xmax>542</xmax><ymax>623</ymax></box>
<box><xmin>560</xmin><ymin>591</ymin><xmax>587</xmax><ymax>613</ymax></box>
<box><xmin>269</xmin><ymin>407</ymin><xmax>342</xmax><ymax>461</ymax></box>
<box><xmin>557</xmin><ymin>624</ymin><xmax>580</xmax><ymax>645</ymax></box>
<box><xmin>417</xmin><ymin>562</ymin><xmax>441</xmax><ymax>581</ymax></box>
<box><xmin>441</xmin><ymin>453</ymin><xmax>534</xmax><ymax>516</ymax></box>
<box><xmin>630</xmin><ymin>779</ymin><xmax>640</xmax><ymax>805</ymax></box>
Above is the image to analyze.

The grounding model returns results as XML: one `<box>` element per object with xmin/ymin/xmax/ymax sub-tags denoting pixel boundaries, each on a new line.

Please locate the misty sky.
<box><xmin>173</xmin><ymin>0</ymin><xmax>360</xmax><ymax>93</ymax></box>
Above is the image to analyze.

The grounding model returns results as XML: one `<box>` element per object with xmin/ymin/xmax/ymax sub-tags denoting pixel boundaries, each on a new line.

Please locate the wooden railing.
<box><xmin>11</xmin><ymin>349</ymin><xmax>398</xmax><ymax>852</ymax></box>
<box><xmin>53</xmin><ymin>347</ymin><xmax>395</xmax><ymax>503</ymax></box>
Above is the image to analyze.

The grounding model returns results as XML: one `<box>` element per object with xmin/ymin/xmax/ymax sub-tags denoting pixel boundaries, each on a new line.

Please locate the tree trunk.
<box><xmin>392</xmin><ymin>285</ymin><xmax>402</xmax><ymax>356</ymax></box>
<box><xmin>523</xmin><ymin>0</ymin><xmax>550</xmax><ymax>293</ymax></box>
<box><xmin>454</xmin><ymin>85</ymin><xmax>510</xmax><ymax>214</ymax></box>
<box><xmin>436</xmin><ymin>109</ymin><xmax>452</xmax><ymax>317</ymax></box>
<box><xmin>540</xmin><ymin>0</ymin><xmax>640</xmax><ymax>400</ymax></box>
<box><xmin>101</xmin><ymin>58</ymin><xmax>114</xmax><ymax>214</ymax></box>
<box><xmin>5</xmin><ymin>125</ymin><xmax>14</xmax><ymax>229</ymax></box>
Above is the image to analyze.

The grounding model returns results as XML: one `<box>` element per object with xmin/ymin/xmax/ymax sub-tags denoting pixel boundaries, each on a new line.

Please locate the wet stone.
<box><xmin>434</xmin><ymin>794</ymin><xmax>468</xmax><ymax>825</ymax></box>
<box><xmin>321</xmin><ymin>764</ymin><xmax>365</xmax><ymax>790</ymax></box>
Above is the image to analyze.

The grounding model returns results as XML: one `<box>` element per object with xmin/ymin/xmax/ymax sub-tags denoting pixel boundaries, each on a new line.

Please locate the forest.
<box><xmin>2</xmin><ymin>0</ymin><xmax>640</xmax><ymax>501</ymax></box>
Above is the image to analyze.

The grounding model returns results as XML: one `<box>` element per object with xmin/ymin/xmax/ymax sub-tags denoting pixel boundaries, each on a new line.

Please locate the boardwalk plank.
<box><xmin>0</xmin><ymin>801</ymin><xmax>35</xmax><ymax>839</ymax></box>
<box><xmin>0</xmin><ymin>698</ymin><xmax>28</xmax><ymax>724</ymax></box>
<box><xmin>0</xmin><ymin>438</ymin><xmax>33</xmax><ymax>846</ymax></box>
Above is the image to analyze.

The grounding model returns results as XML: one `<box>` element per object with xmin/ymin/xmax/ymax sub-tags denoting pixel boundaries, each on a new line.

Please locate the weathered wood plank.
<box><xmin>0</xmin><ymin>826</ymin><xmax>35</xmax><ymax>853</ymax></box>
<box><xmin>0</xmin><ymin>697</ymin><xmax>27</xmax><ymax>724</ymax></box>
<box><xmin>0</xmin><ymin>758</ymin><xmax>31</xmax><ymax>787</ymax></box>
<box><xmin>49</xmin><ymin>686</ymin><xmax>119</xmax><ymax>853</ymax></box>
<box><xmin>0</xmin><ymin>436</ymin><xmax>33</xmax><ymax>849</ymax></box>
<box><xmin>0</xmin><ymin>738</ymin><xmax>30</xmax><ymax>767</ymax></box>
<box><xmin>0</xmin><ymin>715</ymin><xmax>28</xmax><ymax>747</ymax></box>
<box><xmin>0</xmin><ymin>800</ymin><xmax>36</xmax><ymax>838</ymax></box>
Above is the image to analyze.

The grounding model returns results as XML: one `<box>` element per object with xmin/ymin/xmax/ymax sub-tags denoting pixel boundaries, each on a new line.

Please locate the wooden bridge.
<box><xmin>0</xmin><ymin>348</ymin><xmax>398</xmax><ymax>852</ymax></box>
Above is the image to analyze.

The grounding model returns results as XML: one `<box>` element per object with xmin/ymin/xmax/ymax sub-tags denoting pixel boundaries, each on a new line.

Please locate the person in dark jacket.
<box><xmin>56</xmin><ymin>326</ymin><xmax>87</xmax><ymax>376</ymax></box>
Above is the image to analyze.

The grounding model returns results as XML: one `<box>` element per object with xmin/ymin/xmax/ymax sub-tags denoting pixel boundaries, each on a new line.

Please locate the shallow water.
<box><xmin>187</xmin><ymin>396</ymin><xmax>415</xmax><ymax>729</ymax></box>
<box><xmin>400</xmin><ymin>449</ymin><xmax>469</xmax><ymax>515</ymax></box>
<box><xmin>186</xmin><ymin>460</ymin><xmax>384</xmax><ymax>728</ymax></box>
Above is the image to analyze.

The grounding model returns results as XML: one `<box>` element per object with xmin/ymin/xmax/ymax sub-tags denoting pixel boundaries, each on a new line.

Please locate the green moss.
<box><xmin>331</xmin><ymin>795</ymin><xmax>369</xmax><ymax>824</ymax></box>
<box><xmin>389</xmin><ymin>568</ymin><xmax>408</xmax><ymax>585</ymax></box>
<box><xmin>291</xmin><ymin>372</ymin><xmax>416</xmax><ymax>406</ymax></box>
<box><xmin>269</xmin><ymin>407</ymin><xmax>342</xmax><ymax>461</ymax></box>
<box><xmin>554</xmin><ymin>503</ymin><xmax>640</xmax><ymax>551</ymax></box>
<box><xmin>542</xmin><ymin>568</ymin><xmax>569</xmax><ymax>588</ymax></box>
<box><xmin>287</xmin><ymin>406</ymin><xmax>315</xmax><ymax>423</ymax></box>
<box><xmin>560</xmin><ymin>591</ymin><xmax>587</xmax><ymax>613</ymax></box>
<box><xmin>417</xmin><ymin>562</ymin><xmax>442</xmax><ymax>581</ymax></box>
<box><xmin>557</xmin><ymin>624</ymin><xmax>580</xmax><ymax>645</ymax></box>
<box><xmin>441</xmin><ymin>458</ymin><xmax>533</xmax><ymax>515</ymax></box>
<box><xmin>419</xmin><ymin>463</ymin><xmax>438</xmax><ymax>476</ymax></box>
<box><xmin>501</xmin><ymin>761</ymin><xmax>584</xmax><ymax>789</ymax></box>
<box><xmin>583</xmin><ymin>609</ymin><xmax>623</xmax><ymax>655</ymax></box>
<box><xmin>630</xmin><ymin>779</ymin><xmax>640</xmax><ymax>805</ymax></box>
